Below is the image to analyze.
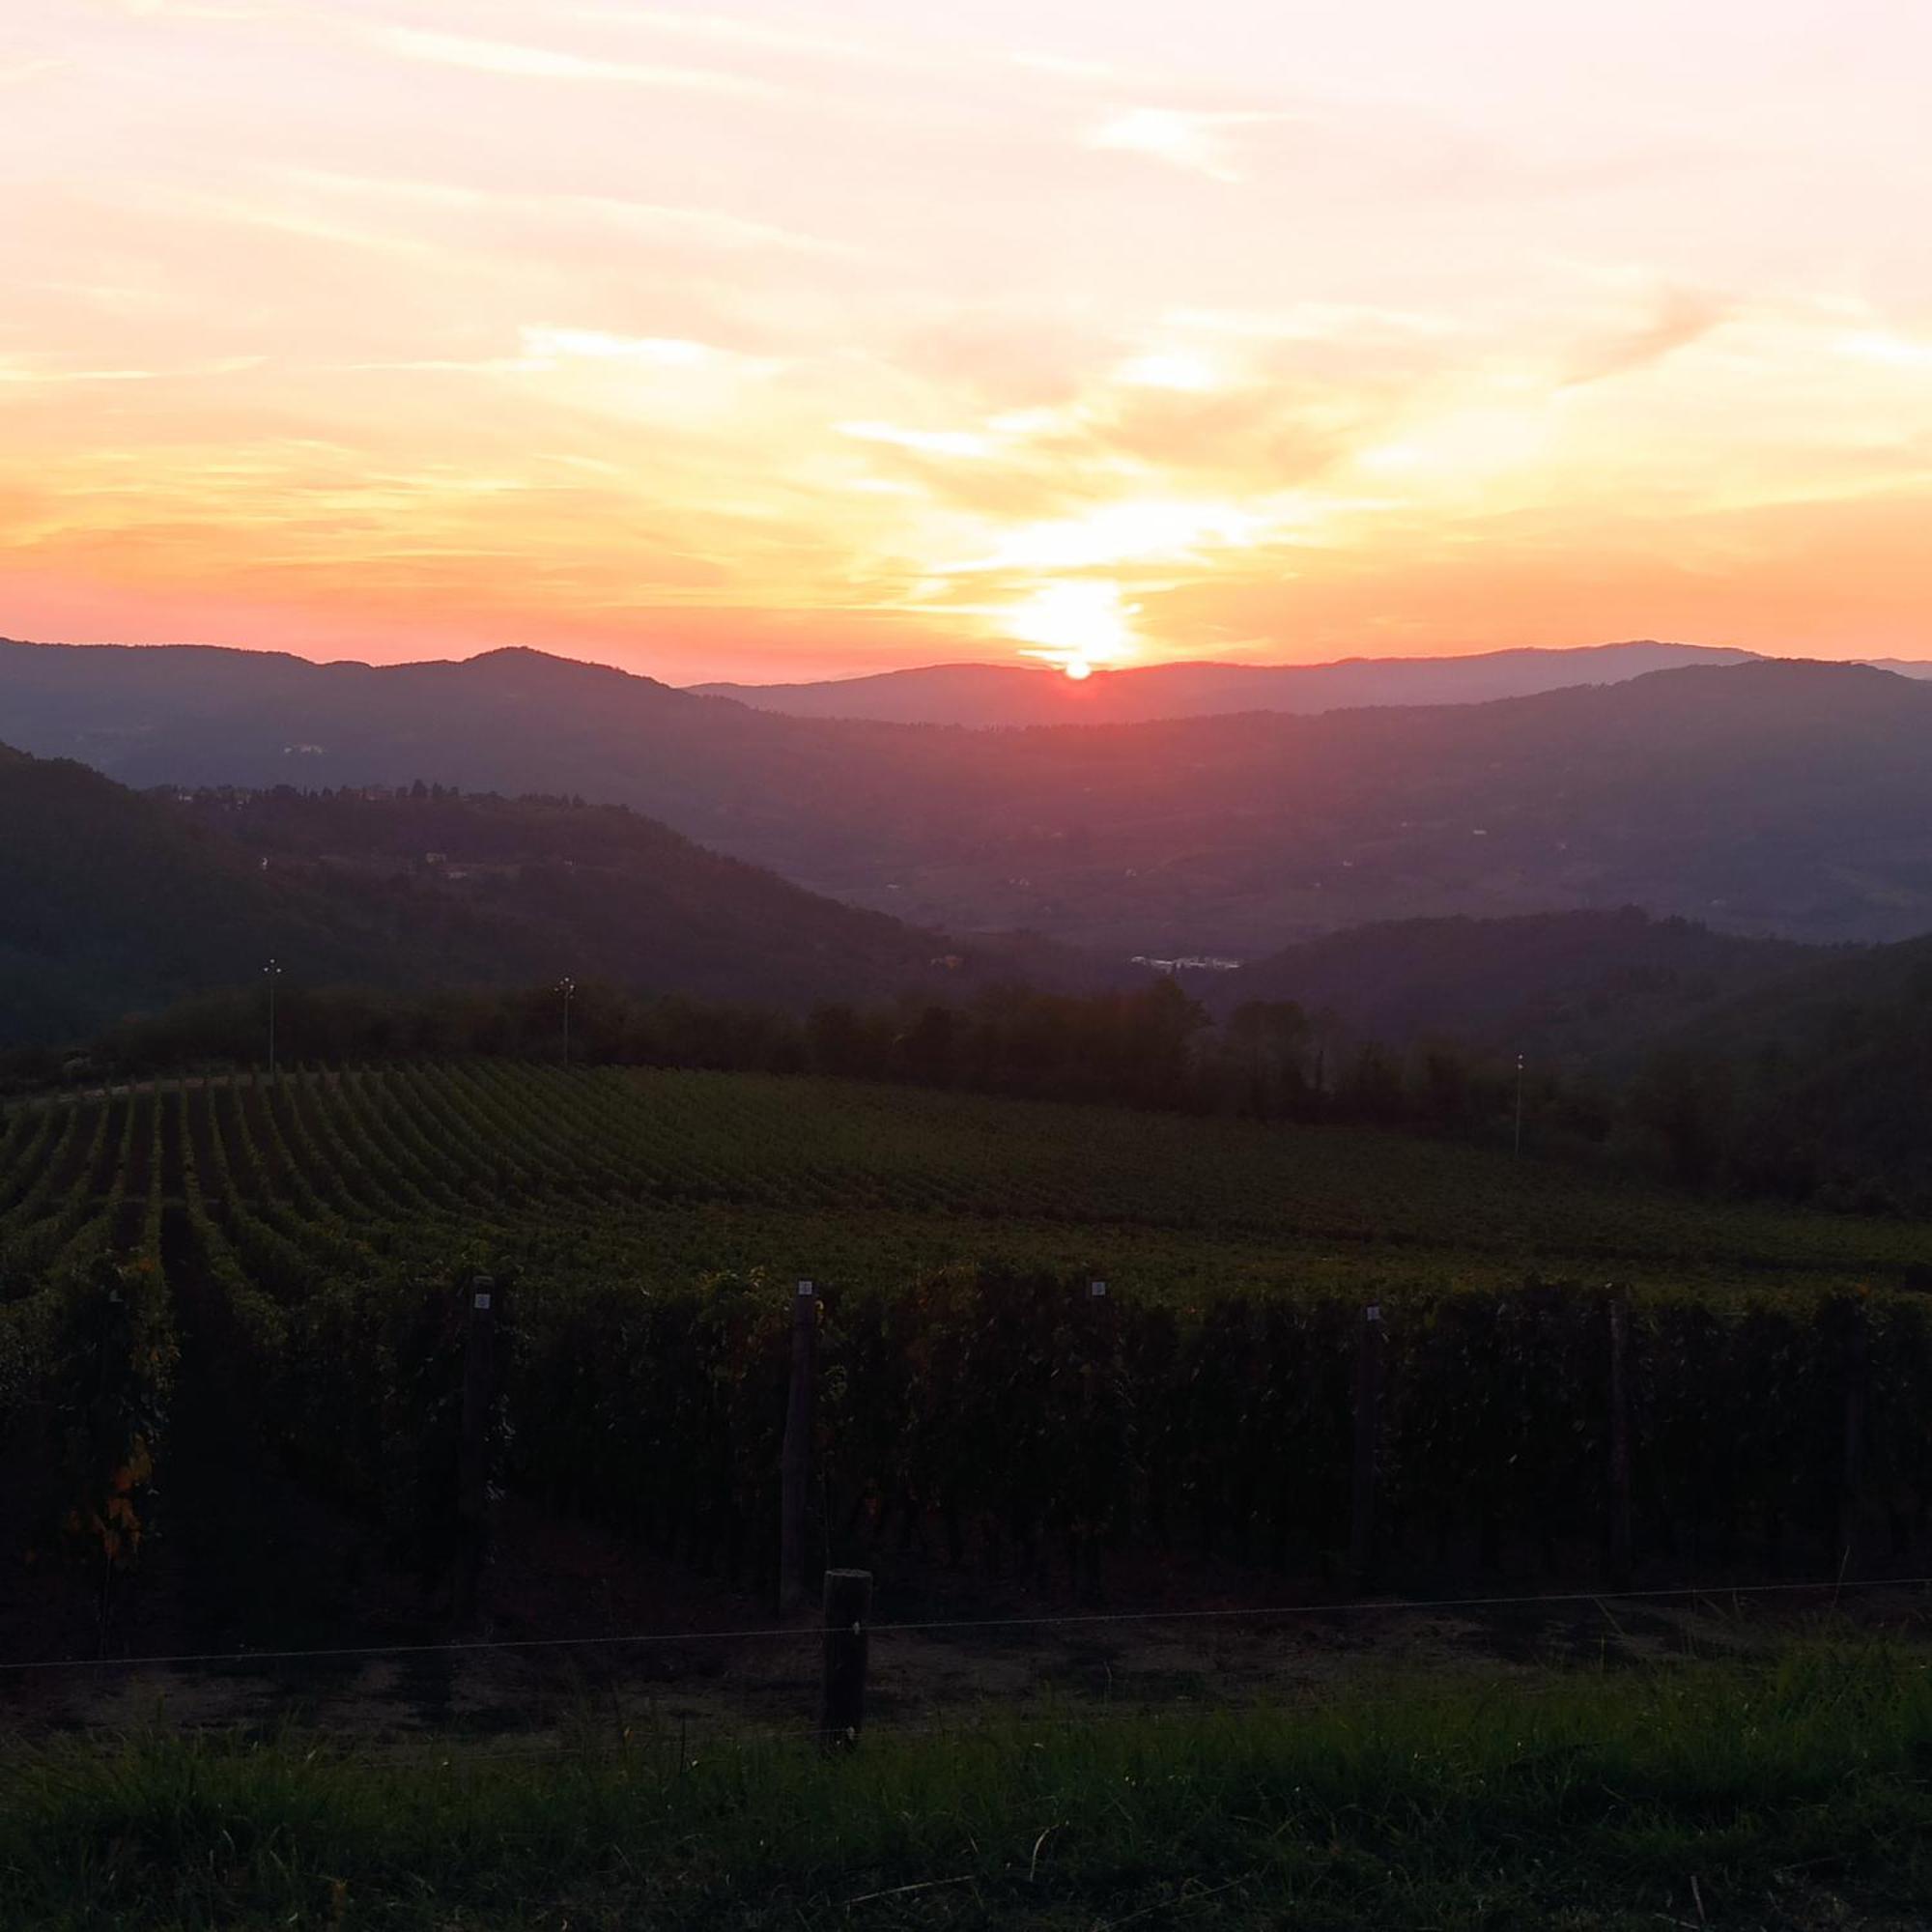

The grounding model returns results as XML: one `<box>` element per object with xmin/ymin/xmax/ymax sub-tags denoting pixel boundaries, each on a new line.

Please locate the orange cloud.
<box><xmin>4</xmin><ymin>0</ymin><xmax>1932</xmax><ymax>681</ymax></box>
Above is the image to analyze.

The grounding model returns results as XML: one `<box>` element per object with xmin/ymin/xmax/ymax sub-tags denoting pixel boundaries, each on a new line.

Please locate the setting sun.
<box><xmin>1004</xmin><ymin>582</ymin><xmax>1139</xmax><ymax>678</ymax></box>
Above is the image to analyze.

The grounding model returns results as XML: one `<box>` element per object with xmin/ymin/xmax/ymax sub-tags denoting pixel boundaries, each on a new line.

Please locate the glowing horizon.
<box><xmin>5</xmin><ymin>2</ymin><xmax>1932</xmax><ymax>682</ymax></box>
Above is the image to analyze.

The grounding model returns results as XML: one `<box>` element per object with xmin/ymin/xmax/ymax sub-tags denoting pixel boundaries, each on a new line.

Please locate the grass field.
<box><xmin>8</xmin><ymin>1640</ymin><xmax>1932</xmax><ymax>1929</ymax></box>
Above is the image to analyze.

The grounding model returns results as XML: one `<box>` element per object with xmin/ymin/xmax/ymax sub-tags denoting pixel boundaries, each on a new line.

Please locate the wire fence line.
<box><xmin>7</xmin><ymin>1572</ymin><xmax>1929</xmax><ymax>1678</ymax></box>
<box><xmin>1</xmin><ymin>1621</ymin><xmax>818</xmax><ymax>1675</ymax></box>
<box><xmin>199</xmin><ymin>1689</ymin><xmax>1591</xmax><ymax>1772</ymax></box>
<box><xmin>869</xmin><ymin>1574</ymin><xmax>1932</xmax><ymax>1636</ymax></box>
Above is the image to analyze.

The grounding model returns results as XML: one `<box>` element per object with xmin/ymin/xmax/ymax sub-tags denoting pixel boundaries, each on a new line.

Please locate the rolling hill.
<box><xmin>1205</xmin><ymin>908</ymin><xmax>1827</xmax><ymax>1063</ymax></box>
<box><xmin>1634</xmin><ymin>925</ymin><xmax>1932</xmax><ymax>1210</ymax></box>
<box><xmin>0</xmin><ymin>745</ymin><xmax>1082</xmax><ymax>1046</ymax></box>
<box><xmin>7</xmin><ymin>639</ymin><xmax>1932</xmax><ymax>955</ymax></box>
<box><xmin>10</xmin><ymin>721</ymin><xmax>1930</xmax><ymax>1210</ymax></box>
<box><xmin>1203</xmin><ymin>906</ymin><xmax>1932</xmax><ymax>1211</ymax></box>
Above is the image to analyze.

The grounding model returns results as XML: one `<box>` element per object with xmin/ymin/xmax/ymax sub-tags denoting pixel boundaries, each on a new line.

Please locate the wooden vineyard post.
<box><xmin>1840</xmin><ymin>1298</ymin><xmax>1869</xmax><ymax>1576</ymax></box>
<box><xmin>1349</xmin><ymin>1303</ymin><xmax>1383</xmax><ymax>1589</ymax></box>
<box><xmin>780</xmin><ymin>1280</ymin><xmax>818</xmax><ymax>1615</ymax></box>
<box><xmin>455</xmin><ymin>1274</ymin><xmax>497</xmax><ymax>1626</ymax></box>
<box><xmin>820</xmin><ymin>1568</ymin><xmax>872</xmax><ymax>1749</ymax></box>
<box><xmin>1606</xmin><ymin>1289</ymin><xmax>1634</xmax><ymax>1589</ymax></box>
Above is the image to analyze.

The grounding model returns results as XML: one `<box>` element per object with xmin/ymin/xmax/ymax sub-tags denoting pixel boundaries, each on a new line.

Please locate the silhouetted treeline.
<box><xmin>10</xmin><ymin>953</ymin><xmax>1930</xmax><ymax>1217</ymax></box>
<box><xmin>2</xmin><ymin>976</ymin><xmax>1582</xmax><ymax>1149</ymax></box>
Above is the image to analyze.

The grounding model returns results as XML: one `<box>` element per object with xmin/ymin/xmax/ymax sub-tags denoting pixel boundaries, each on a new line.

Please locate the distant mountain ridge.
<box><xmin>7</xmin><ymin>638</ymin><xmax>1932</xmax><ymax>954</ymax></box>
<box><xmin>689</xmin><ymin>639</ymin><xmax>1768</xmax><ymax>726</ymax></box>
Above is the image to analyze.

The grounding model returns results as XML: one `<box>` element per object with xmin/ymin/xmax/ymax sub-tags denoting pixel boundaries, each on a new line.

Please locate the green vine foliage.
<box><xmin>45</xmin><ymin>1251</ymin><xmax>177</xmax><ymax>1577</ymax></box>
<box><xmin>7</xmin><ymin>1069</ymin><xmax>1925</xmax><ymax>1600</ymax></box>
<box><xmin>497</xmin><ymin>1268</ymin><xmax>1916</xmax><ymax>1591</ymax></box>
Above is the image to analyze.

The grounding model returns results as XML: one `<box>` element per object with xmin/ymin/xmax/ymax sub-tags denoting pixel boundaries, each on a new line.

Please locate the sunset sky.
<box><xmin>5</xmin><ymin>2</ymin><xmax>1932</xmax><ymax>681</ymax></box>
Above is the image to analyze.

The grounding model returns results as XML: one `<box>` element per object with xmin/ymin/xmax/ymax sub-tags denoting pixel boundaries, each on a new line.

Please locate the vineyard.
<box><xmin>3</xmin><ymin>1062</ymin><xmax>1932</xmax><ymax>1641</ymax></box>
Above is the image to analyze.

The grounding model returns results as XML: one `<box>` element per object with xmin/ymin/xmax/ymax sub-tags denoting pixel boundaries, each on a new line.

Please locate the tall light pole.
<box><xmin>264</xmin><ymin>957</ymin><xmax>282</xmax><ymax>1080</ymax></box>
<box><xmin>557</xmin><ymin>976</ymin><xmax>576</xmax><ymax>1066</ymax></box>
<box><xmin>1513</xmin><ymin>1051</ymin><xmax>1525</xmax><ymax>1160</ymax></box>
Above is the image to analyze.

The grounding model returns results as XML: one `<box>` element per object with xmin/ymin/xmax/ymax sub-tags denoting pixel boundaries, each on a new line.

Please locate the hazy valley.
<box><xmin>8</xmin><ymin>639</ymin><xmax>1932</xmax><ymax>960</ymax></box>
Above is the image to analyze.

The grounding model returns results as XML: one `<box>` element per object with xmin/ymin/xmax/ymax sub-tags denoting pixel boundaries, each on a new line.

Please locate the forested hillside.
<box><xmin>1210</xmin><ymin>908</ymin><xmax>1827</xmax><ymax>1063</ymax></box>
<box><xmin>0</xmin><ymin>748</ymin><xmax>1076</xmax><ymax>1044</ymax></box>
<box><xmin>1621</xmin><ymin>931</ymin><xmax>1932</xmax><ymax>1210</ymax></box>
<box><xmin>0</xmin><ymin>746</ymin><xmax>474</xmax><ymax>1044</ymax></box>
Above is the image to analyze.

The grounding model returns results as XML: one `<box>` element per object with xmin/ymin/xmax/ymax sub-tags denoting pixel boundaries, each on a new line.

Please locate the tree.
<box><xmin>1223</xmin><ymin>1000</ymin><xmax>1312</xmax><ymax>1118</ymax></box>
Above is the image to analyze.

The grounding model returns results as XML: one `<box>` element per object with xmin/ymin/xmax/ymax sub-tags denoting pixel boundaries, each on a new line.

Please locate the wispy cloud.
<box><xmin>947</xmin><ymin>497</ymin><xmax>1281</xmax><ymax>574</ymax></box>
<box><xmin>1087</xmin><ymin>107</ymin><xmax>1280</xmax><ymax>183</ymax></box>
<box><xmin>523</xmin><ymin>328</ymin><xmax>717</xmax><ymax>367</ymax></box>
<box><xmin>1562</xmin><ymin>289</ymin><xmax>1734</xmax><ymax>387</ymax></box>
<box><xmin>79</xmin><ymin>2</ymin><xmax>284</xmax><ymax>19</ymax></box>
<box><xmin>285</xmin><ymin>170</ymin><xmax>855</xmax><ymax>258</ymax></box>
<box><xmin>838</xmin><ymin>420</ymin><xmax>996</xmax><ymax>459</ymax></box>
<box><xmin>1167</xmin><ymin>305</ymin><xmax>1459</xmax><ymax>343</ymax></box>
<box><xmin>361</xmin><ymin>25</ymin><xmax>777</xmax><ymax>97</ymax></box>
<box><xmin>554</xmin><ymin>6</ymin><xmax>933</xmax><ymax>72</ymax></box>
<box><xmin>1012</xmin><ymin>51</ymin><xmax>1121</xmax><ymax>84</ymax></box>
<box><xmin>1835</xmin><ymin>330</ymin><xmax>1932</xmax><ymax>371</ymax></box>
<box><xmin>326</xmin><ymin>357</ymin><xmax>536</xmax><ymax>378</ymax></box>
<box><xmin>119</xmin><ymin>184</ymin><xmax>451</xmax><ymax>260</ymax></box>
<box><xmin>1115</xmin><ymin>350</ymin><xmax>1222</xmax><ymax>393</ymax></box>
<box><xmin>0</xmin><ymin>354</ymin><xmax>264</xmax><ymax>386</ymax></box>
<box><xmin>517</xmin><ymin>327</ymin><xmax>782</xmax><ymax>388</ymax></box>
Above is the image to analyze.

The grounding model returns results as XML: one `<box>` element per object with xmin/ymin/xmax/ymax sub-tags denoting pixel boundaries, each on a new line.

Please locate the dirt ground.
<box><xmin>8</xmin><ymin>1484</ymin><xmax>1927</xmax><ymax>1753</ymax></box>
